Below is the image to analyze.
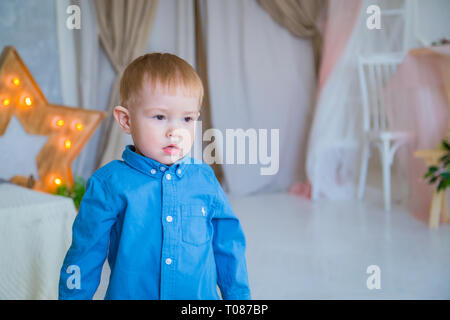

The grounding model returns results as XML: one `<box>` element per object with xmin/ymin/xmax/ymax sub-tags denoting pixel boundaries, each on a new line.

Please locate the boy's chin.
<box><xmin>160</xmin><ymin>152</ymin><xmax>184</xmax><ymax>165</ymax></box>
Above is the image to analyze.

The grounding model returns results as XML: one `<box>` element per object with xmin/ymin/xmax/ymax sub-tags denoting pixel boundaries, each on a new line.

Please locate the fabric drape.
<box><xmin>317</xmin><ymin>0</ymin><xmax>360</xmax><ymax>92</ymax></box>
<box><xmin>288</xmin><ymin>0</ymin><xmax>360</xmax><ymax>199</ymax></box>
<box><xmin>61</xmin><ymin>0</ymin><xmax>106</xmax><ymax>181</ymax></box>
<box><xmin>64</xmin><ymin>0</ymin><xmax>315</xmax><ymax>196</ymax></box>
<box><xmin>257</xmin><ymin>0</ymin><xmax>323</xmax><ymax>73</ymax></box>
<box><xmin>305</xmin><ymin>0</ymin><xmax>416</xmax><ymax>200</ymax></box>
<box><xmin>200</xmin><ymin>0</ymin><xmax>316</xmax><ymax>195</ymax></box>
<box><xmin>93</xmin><ymin>0</ymin><xmax>159</xmax><ymax>169</ymax></box>
<box><xmin>194</xmin><ymin>0</ymin><xmax>224</xmax><ymax>183</ymax></box>
<box><xmin>385</xmin><ymin>46</ymin><xmax>450</xmax><ymax>223</ymax></box>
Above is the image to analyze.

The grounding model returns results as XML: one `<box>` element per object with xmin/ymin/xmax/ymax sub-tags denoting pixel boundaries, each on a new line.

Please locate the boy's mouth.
<box><xmin>162</xmin><ymin>144</ymin><xmax>181</xmax><ymax>155</ymax></box>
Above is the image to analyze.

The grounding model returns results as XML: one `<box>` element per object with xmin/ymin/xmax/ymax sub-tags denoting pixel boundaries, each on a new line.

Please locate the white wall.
<box><xmin>414</xmin><ymin>0</ymin><xmax>450</xmax><ymax>45</ymax></box>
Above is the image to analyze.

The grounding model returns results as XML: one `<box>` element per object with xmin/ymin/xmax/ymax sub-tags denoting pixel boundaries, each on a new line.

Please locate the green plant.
<box><xmin>424</xmin><ymin>139</ymin><xmax>450</xmax><ymax>192</ymax></box>
<box><xmin>54</xmin><ymin>176</ymin><xmax>86</xmax><ymax>210</ymax></box>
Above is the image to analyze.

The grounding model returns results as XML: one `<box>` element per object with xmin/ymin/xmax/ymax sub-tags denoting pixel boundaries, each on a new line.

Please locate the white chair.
<box><xmin>357</xmin><ymin>53</ymin><xmax>413</xmax><ymax>211</ymax></box>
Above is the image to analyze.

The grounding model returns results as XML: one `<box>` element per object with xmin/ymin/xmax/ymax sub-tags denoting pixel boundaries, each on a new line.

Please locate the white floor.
<box><xmin>235</xmin><ymin>170</ymin><xmax>450</xmax><ymax>299</ymax></box>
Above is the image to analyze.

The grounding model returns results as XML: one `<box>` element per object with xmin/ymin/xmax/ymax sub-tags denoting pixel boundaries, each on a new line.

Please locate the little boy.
<box><xmin>58</xmin><ymin>53</ymin><xmax>251</xmax><ymax>300</ymax></box>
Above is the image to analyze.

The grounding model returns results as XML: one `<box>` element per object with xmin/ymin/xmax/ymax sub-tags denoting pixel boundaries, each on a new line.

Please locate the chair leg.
<box><xmin>442</xmin><ymin>192</ymin><xmax>450</xmax><ymax>223</ymax></box>
<box><xmin>381</xmin><ymin>140</ymin><xmax>392</xmax><ymax>212</ymax></box>
<box><xmin>357</xmin><ymin>142</ymin><xmax>370</xmax><ymax>200</ymax></box>
<box><xmin>429</xmin><ymin>191</ymin><xmax>442</xmax><ymax>228</ymax></box>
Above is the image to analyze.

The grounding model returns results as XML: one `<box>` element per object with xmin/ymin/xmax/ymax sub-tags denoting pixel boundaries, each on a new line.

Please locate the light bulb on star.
<box><xmin>24</xmin><ymin>96</ymin><xmax>32</xmax><ymax>107</ymax></box>
<box><xmin>2</xmin><ymin>98</ymin><xmax>10</xmax><ymax>106</ymax></box>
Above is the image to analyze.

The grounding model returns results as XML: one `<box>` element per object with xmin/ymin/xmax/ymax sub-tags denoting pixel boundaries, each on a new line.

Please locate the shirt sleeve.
<box><xmin>209</xmin><ymin>169</ymin><xmax>251</xmax><ymax>300</ymax></box>
<box><xmin>58</xmin><ymin>175</ymin><xmax>118</xmax><ymax>300</ymax></box>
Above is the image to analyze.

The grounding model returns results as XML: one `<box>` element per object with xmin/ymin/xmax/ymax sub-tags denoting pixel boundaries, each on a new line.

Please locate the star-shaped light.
<box><xmin>0</xmin><ymin>46</ymin><xmax>106</xmax><ymax>192</ymax></box>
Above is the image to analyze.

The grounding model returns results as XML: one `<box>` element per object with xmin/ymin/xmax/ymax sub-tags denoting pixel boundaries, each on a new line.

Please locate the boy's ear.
<box><xmin>113</xmin><ymin>106</ymin><xmax>131</xmax><ymax>134</ymax></box>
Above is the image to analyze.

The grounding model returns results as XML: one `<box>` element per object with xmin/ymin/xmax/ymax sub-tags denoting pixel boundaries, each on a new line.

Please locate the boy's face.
<box><xmin>114</xmin><ymin>81</ymin><xmax>200</xmax><ymax>165</ymax></box>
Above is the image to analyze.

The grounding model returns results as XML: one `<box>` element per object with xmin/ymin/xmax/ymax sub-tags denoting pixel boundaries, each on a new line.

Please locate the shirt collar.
<box><xmin>122</xmin><ymin>144</ymin><xmax>191</xmax><ymax>179</ymax></box>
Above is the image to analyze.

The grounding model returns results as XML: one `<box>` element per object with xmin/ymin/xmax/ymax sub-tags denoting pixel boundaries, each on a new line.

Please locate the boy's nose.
<box><xmin>167</xmin><ymin>128</ymin><xmax>192</xmax><ymax>142</ymax></box>
<box><xmin>166</xmin><ymin>128</ymin><xmax>183</xmax><ymax>144</ymax></box>
<box><xmin>166</xmin><ymin>127</ymin><xmax>179</xmax><ymax>138</ymax></box>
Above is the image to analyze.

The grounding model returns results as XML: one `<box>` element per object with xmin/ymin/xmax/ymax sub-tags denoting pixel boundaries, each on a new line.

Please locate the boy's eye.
<box><xmin>184</xmin><ymin>117</ymin><xmax>193</xmax><ymax>122</ymax></box>
<box><xmin>153</xmin><ymin>115</ymin><xmax>165</xmax><ymax>120</ymax></box>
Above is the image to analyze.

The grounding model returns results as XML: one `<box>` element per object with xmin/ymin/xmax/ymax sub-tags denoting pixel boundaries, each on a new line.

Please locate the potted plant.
<box><xmin>53</xmin><ymin>176</ymin><xmax>86</xmax><ymax>211</ymax></box>
<box><xmin>424</xmin><ymin>140</ymin><xmax>450</xmax><ymax>192</ymax></box>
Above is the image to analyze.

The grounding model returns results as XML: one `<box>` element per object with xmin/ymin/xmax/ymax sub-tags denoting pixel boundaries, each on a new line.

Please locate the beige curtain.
<box><xmin>194</xmin><ymin>0</ymin><xmax>224</xmax><ymax>184</ymax></box>
<box><xmin>94</xmin><ymin>0</ymin><xmax>159</xmax><ymax>169</ymax></box>
<box><xmin>257</xmin><ymin>0</ymin><xmax>323</xmax><ymax>72</ymax></box>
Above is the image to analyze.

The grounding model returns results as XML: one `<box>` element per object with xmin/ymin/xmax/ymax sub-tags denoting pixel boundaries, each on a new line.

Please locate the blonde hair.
<box><xmin>119</xmin><ymin>52</ymin><xmax>204</xmax><ymax>109</ymax></box>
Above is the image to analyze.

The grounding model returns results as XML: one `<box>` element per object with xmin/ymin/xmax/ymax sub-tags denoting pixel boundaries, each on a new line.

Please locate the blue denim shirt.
<box><xmin>58</xmin><ymin>145</ymin><xmax>251</xmax><ymax>300</ymax></box>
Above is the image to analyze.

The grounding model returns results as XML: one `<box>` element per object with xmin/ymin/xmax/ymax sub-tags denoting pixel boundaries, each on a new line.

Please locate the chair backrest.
<box><xmin>357</xmin><ymin>53</ymin><xmax>404</xmax><ymax>132</ymax></box>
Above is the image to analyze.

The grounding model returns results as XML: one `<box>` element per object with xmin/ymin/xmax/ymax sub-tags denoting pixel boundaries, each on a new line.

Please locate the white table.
<box><xmin>0</xmin><ymin>183</ymin><xmax>77</xmax><ymax>299</ymax></box>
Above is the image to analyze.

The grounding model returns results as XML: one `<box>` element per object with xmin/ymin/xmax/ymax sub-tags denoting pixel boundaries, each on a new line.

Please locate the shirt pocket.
<box><xmin>181</xmin><ymin>204</ymin><xmax>212</xmax><ymax>246</ymax></box>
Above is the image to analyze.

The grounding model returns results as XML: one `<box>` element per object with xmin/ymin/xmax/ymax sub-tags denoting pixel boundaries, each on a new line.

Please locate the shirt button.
<box><xmin>177</xmin><ymin>169</ymin><xmax>182</xmax><ymax>175</ymax></box>
<box><xmin>160</xmin><ymin>167</ymin><xmax>166</xmax><ymax>172</ymax></box>
<box><xmin>165</xmin><ymin>258</ymin><xmax>172</xmax><ymax>265</ymax></box>
<box><xmin>166</xmin><ymin>216</ymin><xmax>173</xmax><ymax>222</ymax></box>
<box><xmin>166</xmin><ymin>173</ymin><xmax>171</xmax><ymax>180</ymax></box>
<box><xmin>150</xmin><ymin>169</ymin><xmax>156</xmax><ymax>174</ymax></box>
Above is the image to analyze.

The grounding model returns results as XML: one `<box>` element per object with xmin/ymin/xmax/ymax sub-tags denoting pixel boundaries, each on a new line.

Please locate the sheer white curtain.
<box><xmin>57</xmin><ymin>0</ymin><xmax>113</xmax><ymax>181</ymax></box>
<box><xmin>57</xmin><ymin>0</ymin><xmax>196</xmax><ymax>181</ymax></box>
<box><xmin>58</xmin><ymin>0</ymin><xmax>316</xmax><ymax>197</ymax></box>
<box><xmin>200</xmin><ymin>0</ymin><xmax>316</xmax><ymax>195</ymax></box>
<box><xmin>305</xmin><ymin>0</ymin><xmax>418</xmax><ymax>200</ymax></box>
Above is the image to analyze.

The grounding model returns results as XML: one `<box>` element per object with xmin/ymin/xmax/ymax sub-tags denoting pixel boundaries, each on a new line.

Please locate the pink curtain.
<box><xmin>385</xmin><ymin>45</ymin><xmax>450</xmax><ymax>223</ymax></box>
<box><xmin>289</xmin><ymin>0</ymin><xmax>361</xmax><ymax>199</ymax></box>
<box><xmin>317</xmin><ymin>0</ymin><xmax>360</xmax><ymax>93</ymax></box>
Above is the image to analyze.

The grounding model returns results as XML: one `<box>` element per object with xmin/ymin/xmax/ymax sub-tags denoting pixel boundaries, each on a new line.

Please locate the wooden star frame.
<box><xmin>0</xmin><ymin>46</ymin><xmax>106</xmax><ymax>193</ymax></box>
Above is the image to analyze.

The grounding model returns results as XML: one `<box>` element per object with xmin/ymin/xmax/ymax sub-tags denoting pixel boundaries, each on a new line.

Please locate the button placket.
<box><xmin>160</xmin><ymin>168</ymin><xmax>177</xmax><ymax>299</ymax></box>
